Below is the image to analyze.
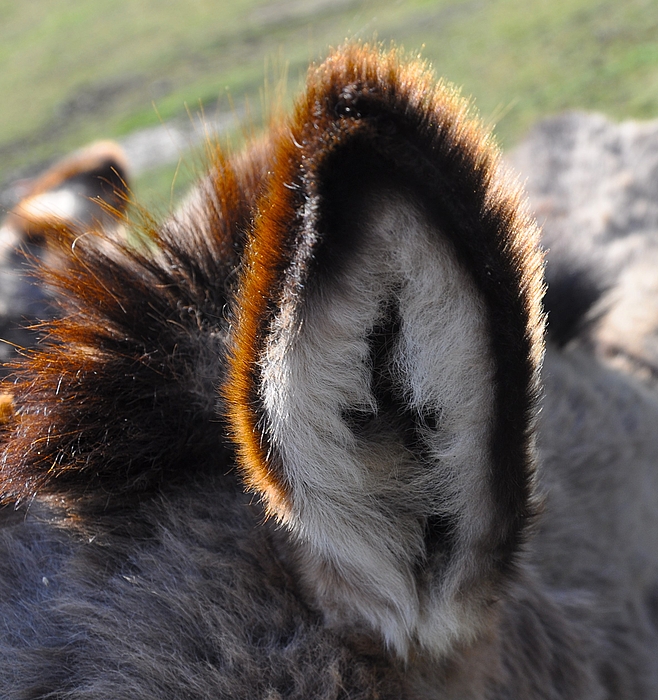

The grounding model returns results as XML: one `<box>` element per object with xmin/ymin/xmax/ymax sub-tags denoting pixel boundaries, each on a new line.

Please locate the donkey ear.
<box><xmin>226</xmin><ymin>45</ymin><xmax>545</xmax><ymax>658</ymax></box>
<box><xmin>1</xmin><ymin>140</ymin><xmax>130</xmax><ymax>247</ymax></box>
<box><xmin>0</xmin><ymin>141</ymin><xmax>130</xmax><ymax>364</ymax></box>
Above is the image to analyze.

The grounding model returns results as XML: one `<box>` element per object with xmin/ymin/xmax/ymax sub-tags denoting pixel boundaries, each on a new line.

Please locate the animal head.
<box><xmin>1</xmin><ymin>44</ymin><xmax>651</xmax><ymax>699</ymax></box>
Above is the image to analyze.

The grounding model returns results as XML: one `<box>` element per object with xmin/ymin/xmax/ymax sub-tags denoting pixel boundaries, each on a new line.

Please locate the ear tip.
<box><xmin>23</xmin><ymin>140</ymin><xmax>130</xmax><ymax>200</ymax></box>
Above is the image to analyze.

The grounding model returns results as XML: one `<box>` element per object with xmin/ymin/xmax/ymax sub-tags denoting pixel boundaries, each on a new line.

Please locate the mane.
<box><xmin>0</xmin><ymin>146</ymin><xmax>269</xmax><ymax>513</ymax></box>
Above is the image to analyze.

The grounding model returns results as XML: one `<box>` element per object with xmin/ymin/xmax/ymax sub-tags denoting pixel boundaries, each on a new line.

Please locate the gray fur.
<box><xmin>2</xmin><ymin>55</ymin><xmax>658</xmax><ymax>699</ymax></box>
<box><xmin>0</xmin><ymin>478</ymin><xmax>404</xmax><ymax>699</ymax></box>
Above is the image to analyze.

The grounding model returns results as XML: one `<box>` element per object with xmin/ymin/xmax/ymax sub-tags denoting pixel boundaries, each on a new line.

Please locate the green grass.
<box><xmin>2</xmin><ymin>0</ymin><xmax>658</xmax><ymax>205</ymax></box>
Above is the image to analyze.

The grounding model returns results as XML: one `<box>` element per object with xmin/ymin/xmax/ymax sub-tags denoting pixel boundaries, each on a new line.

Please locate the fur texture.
<box><xmin>0</xmin><ymin>141</ymin><xmax>130</xmax><ymax>370</ymax></box>
<box><xmin>0</xmin><ymin>44</ymin><xmax>657</xmax><ymax>698</ymax></box>
<box><xmin>225</xmin><ymin>48</ymin><xmax>543</xmax><ymax>658</ymax></box>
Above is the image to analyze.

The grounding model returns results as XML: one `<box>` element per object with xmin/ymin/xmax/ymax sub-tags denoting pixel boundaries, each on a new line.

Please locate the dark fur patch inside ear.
<box><xmin>349</xmin><ymin>300</ymin><xmax>458</xmax><ymax>564</ymax></box>
<box><xmin>340</xmin><ymin>300</ymin><xmax>409</xmax><ymax>439</ymax></box>
<box><xmin>368</xmin><ymin>302</ymin><xmax>404</xmax><ymax>418</ymax></box>
<box><xmin>310</xmin><ymin>143</ymin><xmax>400</xmax><ymax>285</ymax></box>
<box><xmin>423</xmin><ymin>514</ymin><xmax>458</xmax><ymax>563</ymax></box>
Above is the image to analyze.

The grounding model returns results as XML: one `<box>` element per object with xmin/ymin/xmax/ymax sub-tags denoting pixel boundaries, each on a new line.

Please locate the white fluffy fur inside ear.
<box><xmin>259</xmin><ymin>192</ymin><xmax>497</xmax><ymax>657</ymax></box>
<box><xmin>21</xmin><ymin>190</ymin><xmax>80</xmax><ymax>223</ymax></box>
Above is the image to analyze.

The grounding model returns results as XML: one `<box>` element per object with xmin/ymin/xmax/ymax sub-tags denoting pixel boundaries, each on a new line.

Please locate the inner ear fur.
<box><xmin>226</xmin><ymin>44</ymin><xmax>545</xmax><ymax>657</ymax></box>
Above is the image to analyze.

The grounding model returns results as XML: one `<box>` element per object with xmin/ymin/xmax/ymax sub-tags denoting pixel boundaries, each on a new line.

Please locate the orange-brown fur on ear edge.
<box><xmin>224</xmin><ymin>44</ymin><xmax>545</xmax><ymax>543</ymax></box>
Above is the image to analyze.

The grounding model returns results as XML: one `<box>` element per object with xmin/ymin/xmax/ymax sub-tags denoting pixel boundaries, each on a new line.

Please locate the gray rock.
<box><xmin>510</xmin><ymin>110</ymin><xmax>658</xmax><ymax>380</ymax></box>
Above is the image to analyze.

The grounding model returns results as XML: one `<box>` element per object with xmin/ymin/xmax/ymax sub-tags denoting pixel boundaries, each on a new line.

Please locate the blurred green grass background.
<box><xmin>2</xmin><ymin>0</ymin><xmax>658</xmax><ymax>207</ymax></box>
